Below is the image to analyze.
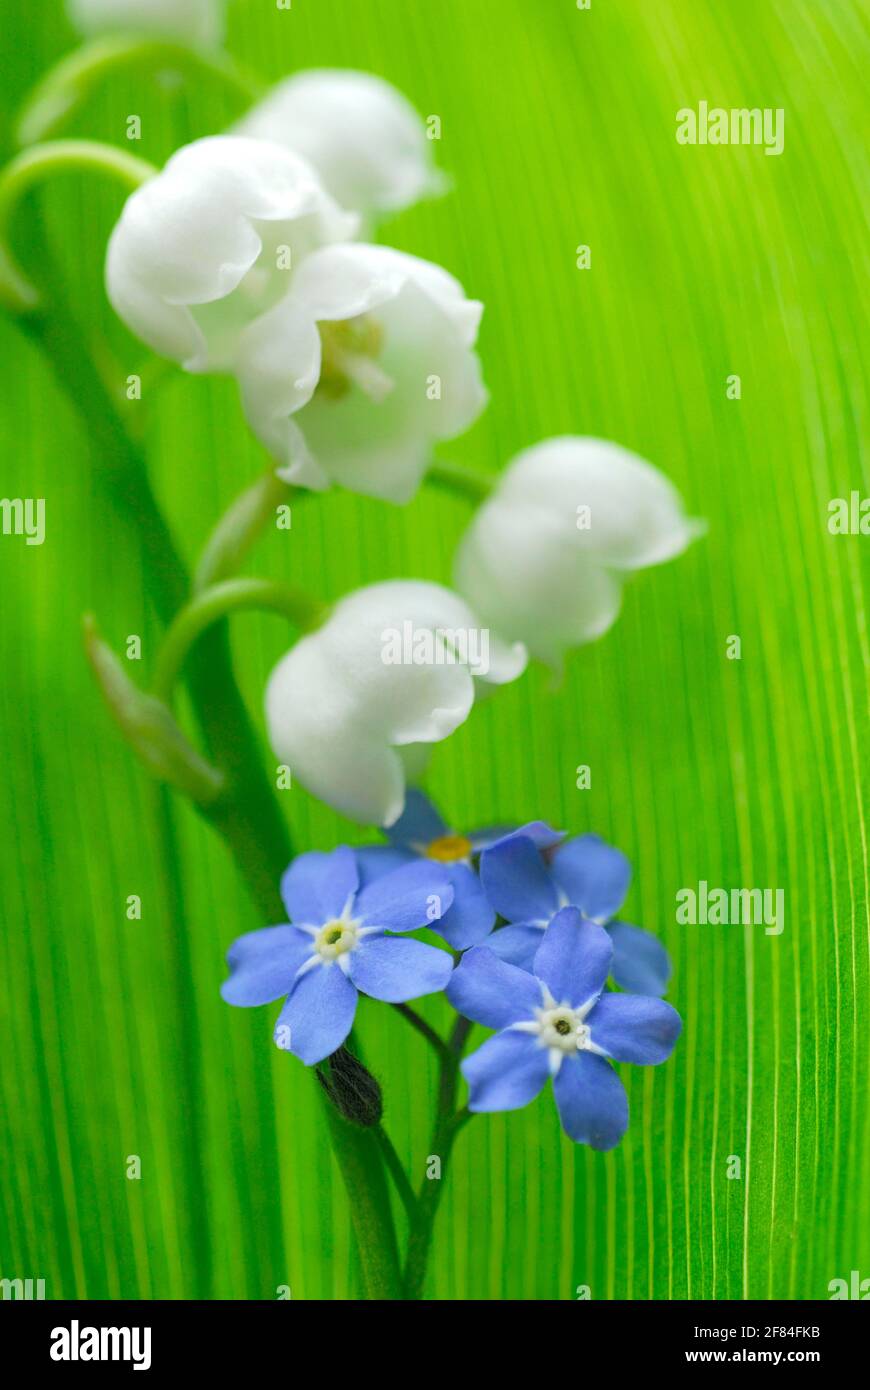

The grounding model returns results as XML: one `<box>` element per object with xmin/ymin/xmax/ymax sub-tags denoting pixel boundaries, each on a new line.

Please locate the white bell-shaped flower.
<box><xmin>265</xmin><ymin>581</ymin><xmax>526</xmax><ymax>827</ymax></box>
<box><xmin>105</xmin><ymin>135</ymin><xmax>356</xmax><ymax>372</ymax></box>
<box><xmin>454</xmin><ymin>437</ymin><xmax>705</xmax><ymax>667</ymax></box>
<box><xmin>235</xmin><ymin>242</ymin><xmax>487</xmax><ymax>503</ymax></box>
<box><xmin>68</xmin><ymin>0</ymin><xmax>226</xmax><ymax>47</ymax></box>
<box><xmin>236</xmin><ymin>69</ymin><xmax>446</xmax><ymax>222</ymax></box>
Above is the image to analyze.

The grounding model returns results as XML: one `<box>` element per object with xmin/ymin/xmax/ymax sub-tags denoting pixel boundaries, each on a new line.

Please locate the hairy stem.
<box><xmin>375</xmin><ymin>1125</ymin><xmax>417</xmax><ymax>1221</ymax></box>
<box><xmin>320</xmin><ymin>1100</ymin><xmax>403</xmax><ymax>1299</ymax></box>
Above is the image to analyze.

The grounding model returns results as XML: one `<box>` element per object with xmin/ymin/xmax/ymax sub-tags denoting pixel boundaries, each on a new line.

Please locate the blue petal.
<box><xmin>553</xmin><ymin>1052</ymin><xmax>628</xmax><ymax>1149</ymax></box>
<box><xmin>434</xmin><ymin>863</ymin><xmax>496</xmax><ymax>949</ymax></box>
<box><xmin>354</xmin><ymin>860</ymin><xmax>453</xmax><ymax>933</ymax></box>
<box><xmin>385</xmin><ymin>788</ymin><xmax>447</xmax><ymax>849</ymax></box>
<box><xmin>608</xmin><ymin>922</ymin><xmax>672</xmax><ymax>996</ymax></box>
<box><xmin>468</xmin><ymin>823</ymin><xmax>517</xmax><ymax>853</ymax></box>
<box><xmin>280</xmin><ymin>846</ymin><xmax>359</xmax><ymax>926</ymax></box>
<box><xmin>461</xmin><ymin>1030</ymin><xmax>550</xmax><ymax>1112</ymax></box>
<box><xmin>532</xmin><ymin>908</ymin><xmax>613</xmax><ymax>1007</ymax></box>
<box><xmin>221</xmin><ymin>925</ymin><xmax>312</xmax><ymax>1007</ymax></box>
<box><xmin>273</xmin><ymin>963</ymin><xmax>357</xmax><ymax>1065</ymax></box>
<box><xmin>587</xmin><ymin>993</ymin><xmax>682</xmax><ymax>1064</ymax></box>
<box><xmin>482</xmin><ymin>921</ymin><xmax>546</xmax><ymax>969</ymax></box>
<box><xmin>348</xmin><ymin>937</ymin><xmax>453</xmax><ymax>1002</ymax></box>
<box><xmin>354</xmin><ymin>844</ymin><xmax>416</xmax><ymax>889</ymax></box>
<box><xmin>447</xmin><ymin>945</ymin><xmax>543</xmax><ymax>1029</ymax></box>
<box><xmin>550</xmin><ymin>834</ymin><xmax>631</xmax><ymax>923</ymax></box>
<box><xmin>480</xmin><ymin>835</ymin><xmax>560</xmax><ymax>923</ymax></box>
<box><xmin>484</xmin><ymin>821</ymin><xmax>565</xmax><ymax>853</ymax></box>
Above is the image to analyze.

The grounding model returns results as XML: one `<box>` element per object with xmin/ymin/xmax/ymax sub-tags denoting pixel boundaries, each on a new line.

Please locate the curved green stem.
<box><xmin>393</xmin><ymin>1004</ymin><xmax>450</xmax><ymax>1061</ymax></box>
<box><xmin>425</xmin><ymin>458</ymin><xmax>494</xmax><ymax>503</ymax></box>
<box><xmin>0</xmin><ymin>140</ymin><xmax>156</xmax><ymax>314</ymax></box>
<box><xmin>15</xmin><ymin>35</ymin><xmax>265</xmax><ymax>148</ymax></box>
<box><xmin>11</xmin><ymin>203</ymin><xmax>292</xmax><ymax>921</ymax></box>
<box><xmin>194</xmin><ymin>469</ymin><xmax>296</xmax><ymax>594</ymax></box>
<box><xmin>153</xmin><ymin>578</ymin><xmax>328</xmax><ymax>704</ymax></box>
<box><xmin>192</xmin><ymin>458</ymin><xmax>490</xmax><ymax>605</ymax></box>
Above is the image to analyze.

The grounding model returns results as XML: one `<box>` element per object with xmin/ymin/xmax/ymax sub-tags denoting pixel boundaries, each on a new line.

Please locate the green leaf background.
<box><xmin>1</xmin><ymin>0</ymin><xmax>867</xmax><ymax>1300</ymax></box>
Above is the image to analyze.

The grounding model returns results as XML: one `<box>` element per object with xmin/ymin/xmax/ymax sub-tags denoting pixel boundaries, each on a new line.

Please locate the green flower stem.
<box><xmin>153</xmin><ymin>577</ymin><xmax>328</xmax><ymax>705</ymax></box>
<box><xmin>374</xmin><ymin>1125</ymin><xmax>418</xmax><ymax>1222</ymax></box>
<box><xmin>8</xmin><ymin>147</ymin><xmax>405</xmax><ymax>1306</ymax></box>
<box><xmin>18</xmin><ymin>287</ymin><xmax>293</xmax><ymax>922</ymax></box>
<box><xmin>194</xmin><ymin>469</ymin><xmax>296</xmax><ymax>594</ymax></box>
<box><xmin>4</xmin><ymin>183</ymin><xmax>293</xmax><ymax>921</ymax></box>
<box><xmin>15</xmin><ymin>34</ymin><xmax>266</xmax><ymax>148</ymax></box>
<box><xmin>0</xmin><ymin>140</ymin><xmax>156</xmax><ymax>314</ymax></box>
<box><xmin>402</xmin><ymin>1017</ymin><xmax>474</xmax><ymax>1299</ymax></box>
<box><xmin>425</xmin><ymin>458</ymin><xmax>494</xmax><ymax>503</ymax></box>
<box><xmin>393</xmin><ymin>1003</ymin><xmax>451</xmax><ymax>1061</ymax></box>
<box><xmin>194</xmin><ymin>457</ymin><xmax>491</xmax><ymax>599</ymax></box>
<box><xmin>320</xmin><ymin>1098</ymin><xmax>404</xmax><ymax>1299</ymax></box>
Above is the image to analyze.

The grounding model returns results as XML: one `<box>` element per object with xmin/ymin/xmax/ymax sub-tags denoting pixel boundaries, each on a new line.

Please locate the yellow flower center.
<box><xmin>426</xmin><ymin>834</ymin><xmax>473</xmax><ymax>864</ymax></box>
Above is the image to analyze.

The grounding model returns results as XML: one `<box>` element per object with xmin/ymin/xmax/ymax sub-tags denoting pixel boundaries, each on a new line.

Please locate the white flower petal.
<box><xmin>264</xmin><ymin>581</ymin><xmax>525</xmax><ymax>826</ymax></box>
<box><xmin>454</xmin><ymin>437</ymin><xmax>703</xmax><ymax>666</ymax></box>
<box><xmin>454</xmin><ymin>497</ymin><xmax>624</xmax><ymax>668</ymax></box>
<box><xmin>105</xmin><ymin>136</ymin><xmax>356</xmax><ymax>372</ymax></box>
<box><xmin>496</xmin><ymin>437</ymin><xmax>705</xmax><ymax>570</ymax></box>
<box><xmin>235</xmin><ymin>244</ymin><xmax>487</xmax><ymax>502</ymax></box>
<box><xmin>266</xmin><ymin>636</ymin><xmax>407</xmax><ymax>826</ymax></box>
<box><xmin>236</xmin><ymin>69</ymin><xmax>447</xmax><ymax>219</ymax></box>
<box><xmin>68</xmin><ymin>0</ymin><xmax>226</xmax><ymax>47</ymax></box>
<box><xmin>285</xmin><ymin>242</ymin><xmax>415</xmax><ymax>321</ymax></box>
<box><xmin>235</xmin><ymin>300</ymin><xmax>322</xmax><ymax>461</ymax></box>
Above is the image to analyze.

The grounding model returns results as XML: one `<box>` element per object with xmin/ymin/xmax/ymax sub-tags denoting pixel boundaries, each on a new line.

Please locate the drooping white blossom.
<box><xmin>68</xmin><ymin>0</ymin><xmax>226</xmax><ymax>48</ymax></box>
<box><xmin>236</xmin><ymin>69</ymin><xmax>447</xmax><ymax>222</ymax></box>
<box><xmin>265</xmin><ymin>581</ymin><xmax>526</xmax><ymax>827</ymax></box>
<box><xmin>105</xmin><ymin>135</ymin><xmax>356</xmax><ymax>372</ymax></box>
<box><xmin>454</xmin><ymin>437</ymin><xmax>705</xmax><ymax>667</ymax></box>
<box><xmin>235</xmin><ymin>243</ymin><xmax>487</xmax><ymax>503</ymax></box>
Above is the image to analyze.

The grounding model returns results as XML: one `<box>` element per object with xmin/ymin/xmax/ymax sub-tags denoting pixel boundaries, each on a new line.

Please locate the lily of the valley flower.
<box><xmin>222</xmin><ymin>847</ymin><xmax>454</xmax><ymax>1065</ymax></box>
<box><xmin>106</xmin><ymin>135</ymin><xmax>356</xmax><ymax>372</ymax></box>
<box><xmin>265</xmin><ymin>581</ymin><xmax>526</xmax><ymax>827</ymax></box>
<box><xmin>447</xmin><ymin>911</ymin><xmax>682</xmax><ymax>1149</ymax></box>
<box><xmin>68</xmin><ymin>0</ymin><xmax>226</xmax><ymax>47</ymax></box>
<box><xmin>237</xmin><ymin>69</ymin><xmax>447</xmax><ymax>223</ymax></box>
<box><xmin>454</xmin><ymin>437</ymin><xmax>705</xmax><ymax>667</ymax></box>
<box><xmin>480</xmin><ymin>825</ymin><xmax>672</xmax><ymax>996</ymax></box>
<box><xmin>235</xmin><ymin>243</ymin><xmax>487</xmax><ymax>503</ymax></box>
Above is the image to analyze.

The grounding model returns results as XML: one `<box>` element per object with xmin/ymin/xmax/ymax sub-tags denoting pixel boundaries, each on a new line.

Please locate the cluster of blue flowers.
<box><xmin>222</xmin><ymin>792</ymin><xmax>681</xmax><ymax>1149</ymax></box>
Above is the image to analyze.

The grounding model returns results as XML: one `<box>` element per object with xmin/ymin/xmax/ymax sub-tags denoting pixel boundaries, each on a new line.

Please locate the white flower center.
<box><xmin>511</xmin><ymin>984</ymin><xmax>599</xmax><ymax>1075</ymax></box>
<box><xmin>536</xmin><ymin>1004</ymin><xmax>592</xmax><ymax>1054</ymax></box>
<box><xmin>313</xmin><ymin>916</ymin><xmax>360</xmax><ymax>961</ymax></box>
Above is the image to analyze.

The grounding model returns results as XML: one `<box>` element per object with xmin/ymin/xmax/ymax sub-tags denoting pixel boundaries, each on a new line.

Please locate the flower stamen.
<box><xmin>313</xmin><ymin>915</ymin><xmax>360</xmax><ymax>962</ymax></box>
<box><xmin>317</xmin><ymin>316</ymin><xmax>393</xmax><ymax>403</ymax></box>
<box><xmin>425</xmin><ymin>833</ymin><xmax>473</xmax><ymax>864</ymax></box>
